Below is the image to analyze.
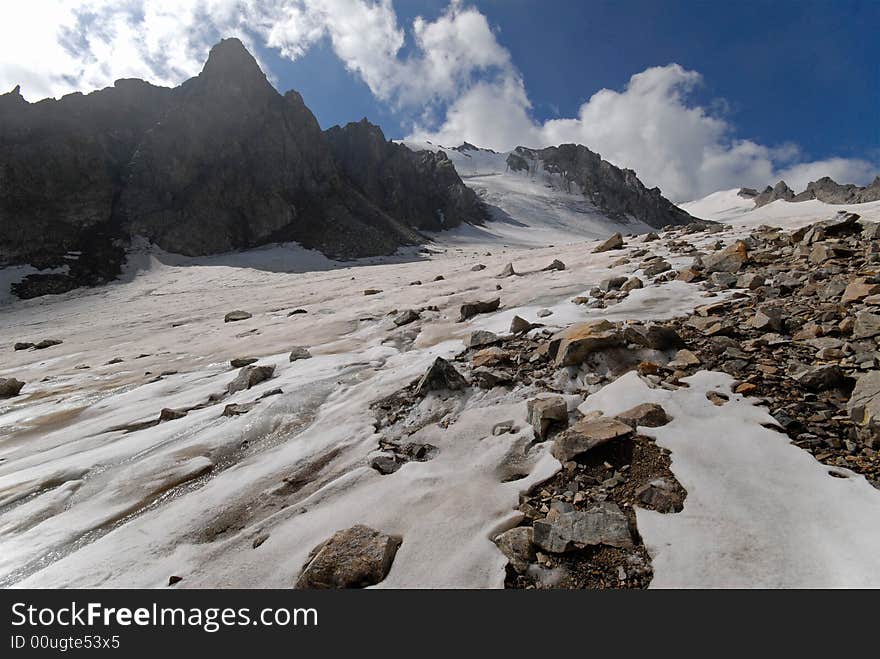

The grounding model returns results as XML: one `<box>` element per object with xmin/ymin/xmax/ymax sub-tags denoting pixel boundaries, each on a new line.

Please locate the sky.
<box><xmin>1</xmin><ymin>0</ymin><xmax>877</xmax><ymax>202</ymax></box>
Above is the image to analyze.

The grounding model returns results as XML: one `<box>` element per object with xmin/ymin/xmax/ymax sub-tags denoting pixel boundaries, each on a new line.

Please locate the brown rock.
<box><xmin>551</xmin><ymin>416</ymin><xmax>633</xmax><ymax>461</ymax></box>
<box><xmin>296</xmin><ymin>525</ymin><xmax>402</xmax><ymax>589</ymax></box>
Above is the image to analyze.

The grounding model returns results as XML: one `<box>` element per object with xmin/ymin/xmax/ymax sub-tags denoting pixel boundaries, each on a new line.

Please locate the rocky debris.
<box><xmin>542</xmin><ymin>259</ymin><xmax>566</xmax><ymax>271</ymax></box>
<box><xmin>224</xmin><ymin>310</ymin><xmax>252</xmax><ymax>323</ymax></box>
<box><xmin>0</xmin><ymin>378</ymin><xmax>25</xmax><ymax>398</ymax></box>
<box><xmin>552</xmin><ymin>417</ymin><xmax>634</xmax><ymax>462</ymax></box>
<box><xmin>497</xmin><ymin>262</ymin><xmax>517</xmax><ymax>278</ymax></box>
<box><xmin>222</xmin><ymin>402</ymin><xmax>257</xmax><ymax>417</ymax></box>
<box><xmin>753</xmin><ymin>180</ymin><xmax>795</xmax><ymax>207</ymax></box>
<box><xmin>842</xmin><ymin>279</ymin><xmax>880</xmax><ymax>305</ymax></box>
<box><xmin>635</xmin><ymin>478</ymin><xmax>684</xmax><ymax>513</ymax></box>
<box><xmin>415</xmin><ymin>357</ymin><xmax>467</xmax><ymax>396</ymax></box>
<box><xmin>493</xmin><ymin>527</ymin><xmax>535</xmax><ymax>573</ymax></box>
<box><xmin>458</xmin><ymin>298</ymin><xmax>500</xmax><ymax>322</ymax></box>
<box><xmin>393</xmin><ymin>309</ymin><xmax>420</xmax><ymax>326</ymax></box>
<box><xmin>227</xmin><ymin>365</ymin><xmax>275</xmax><ymax>394</ymax></box>
<box><xmin>230</xmin><ymin>357</ymin><xmax>258</xmax><ymax>368</ymax></box>
<box><xmin>848</xmin><ymin>372</ymin><xmax>880</xmax><ymax>448</ymax></box>
<box><xmin>289</xmin><ymin>346</ymin><xmax>313</xmax><ymax>362</ymax></box>
<box><xmin>752</xmin><ymin>306</ymin><xmax>784</xmax><ymax>332</ymax></box>
<box><xmin>615</xmin><ymin>403</ymin><xmax>670</xmax><ymax>429</ymax></box>
<box><xmin>472</xmin><ymin>367</ymin><xmax>514</xmax><ymax>389</ymax></box>
<box><xmin>593</xmin><ymin>232</ymin><xmax>624</xmax><ymax>253</ymax></box>
<box><xmin>369</xmin><ymin>454</ymin><xmax>402</xmax><ymax>475</ymax></box>
<box><xmin>527</xmin><ymin>395</ymin><xmax>569</xmax><ymax>440</ymax></box>
<box><xmin>533</xmin><ymin>503</ymin><xmax>633</xmax><ymax>553</ymax></box>
<box><xmin>296</xmin><ymin>525</ymin><xmax>402</xmax><ymax>589</ymax></box>
<box><xmin>466</xmin><ymin>330</ymin><xmax>500</xmax><ymax>349</ymax></box>
<box><xmin>550</xmin><ymin>320</ymin><xmax>624</xmax><ymax>366</ymax></box>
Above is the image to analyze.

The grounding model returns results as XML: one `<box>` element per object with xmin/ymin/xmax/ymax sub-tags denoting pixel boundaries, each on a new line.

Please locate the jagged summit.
<box><xmin>742</xmin><ymin>176</ymin><xmax>880</xmax><ymax>207</ymax></box>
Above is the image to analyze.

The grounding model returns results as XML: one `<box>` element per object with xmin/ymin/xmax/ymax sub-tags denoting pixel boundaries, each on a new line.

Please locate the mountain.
<box><xmin>0</xmin><ymin>38</ymin><xmax>484</xmax><ymax>298</ymax></box>
<box><xmin>742</xmin><ymin>176</ymin><xmax>880</xmax><ymax>208</ymax></box>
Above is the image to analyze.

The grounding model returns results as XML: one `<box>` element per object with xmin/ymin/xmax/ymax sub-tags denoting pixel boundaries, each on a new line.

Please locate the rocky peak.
<box><xmin>754</xmin><ymin>180</ymin><xmax>795</xmax><ymax>207</ymax></box>
<box><xmin>193</xmin><ymin>37</ymin><xmax>275</xmax><ymax>99</ymax></box>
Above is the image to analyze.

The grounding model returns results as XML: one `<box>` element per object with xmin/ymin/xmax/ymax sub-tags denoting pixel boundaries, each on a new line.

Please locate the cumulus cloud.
<box><xmin>1</xmin><ymin>0</ymin><xmax>875</xmax><ymax>201</ymax></box>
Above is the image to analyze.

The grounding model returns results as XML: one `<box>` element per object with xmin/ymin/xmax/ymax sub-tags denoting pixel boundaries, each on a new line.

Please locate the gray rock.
<box><xmin>414</xmin><ymin>357</ymin><xmax>467</xmax><ymax>395</ymax></box>
<box><xmin>230</xmin><ymin>357</ymin><xmax>258</xmax><ymax>368</ymax></box>
<box><xmin>752</xmin><ymin>307</ymin><xmax>784</xmax><ymax>332</ymax></box>
<box><xmin>542</xmin><ymin>259</ymin><xmax>566</xmax><ymax>271</ymax></box>
<box><xmin>635</xmin><ymin>478</ymin><xmax>683</xmax><ymax>513</ymax></box>
<box><xmin>532</xmin><ymin>502</ymin><xmax>633</xmax><ymax>553</ymax></box>
<box><xmin>471</xmin><ymin>263</ymin><xmax>486</xmax><ymax>271</ymax></box>
<box><xmin>458</xmin><ymin>298</ymin><xmax>500</xmax><ymax>322</ymax></box>
<box><xmin>466</xmin><ymin>330</ymin><xmax>500</xmax><ymax>349</ymax></box>
<box><xmin>510</xmin><ymin>315</ymin><xmax>537</xmax><ymax>334</ymax></box>
<box><xmin>701</xmin><ymin>240</ymin><xmax>749</xmax><ymax>273</ymax></box>
<box><xmin>222</xmin><ymin>402</ymin><xmax>256</xmax><ymax>416</ymax></box>
<box><xmin>794</xmin><ymin>364</ymin><xmax>849</xmax><ymax>392</ymax></box>
<box><xmin>493</xmin><ymin>527</ymin><xmax>535</xmax><ymax>573</ymax></box>
<box><xmin>643</xmin><ymin>260</ymin><xmax>671</xmax><ymax>277</ymax></box>
<box><xmin>0</xmin><ymin>378</ymin><xmax>25</xmax><ymax>398</ymax></box>
<box><xmin>289</xmin><ymin>346</ymin><xmax>312</xmax><ymax>362</ymax></box>
<box><xmin>551</xmin><ymin>320</ymin><xmax>624</xmax><ymax>366</ymax></box>
<box><xmin>551</xmin><ymin>416</ymin><xmax>633</xmax><ymax>461</ymax></box>
<box><xmin>615</xmin><ymin>403</ymin><xmax>670</xmax><ymax>428</ymax></box>
<box><xmin>593</xmin><ymin>232</ymin><xmax>624</xmax><ymax>253</ymax></box>
<box><xmin>296</xmin><ymin>525</ymin><xmax>402</xmax><ymax>589</ymax></box>
<box><xmin>227</xmin><ymin>365</ymin><xmax>275</xmax><ymax>394</ymax></box>
<box><xmin>496</xmin><ymin>263</ymin><xmax>516</xmax><ymax>278</ymax></box>
<box><xmin>393</xmin><ymin>309</ymin><xmax>420</xmax><ymax>326</ymax></box>
<box><xmin>600</xmin><ymin>276</ymin><xmax>628</xmax><ymax>291</ymax></box>
<box><xmin>848</xmin><ymin>371</ymin><xmax>880</xmax><ymax>448</ymax></box>
<box><xmin>369</xmin><ymin>454</ymin><xmax>402</xmax><ymax>475</ymax></box>
<box><xmin>34</xmin><ymin>339</ymin><xmax>63</xmax><ymax>350</ymax></box>
<box><xmin>853</xmin><ymin>312</ymin><xmax>880</xmax><ymax>339</ymax></box>
<box><xmin>224</xmin><ymin>310</ymin><xmax>252</xmax><ymax>323</ymax></box>
<box><xmin>527</xmin><ymin>395</ymin><xmax>569</xmax><ymax>440</ymax></box>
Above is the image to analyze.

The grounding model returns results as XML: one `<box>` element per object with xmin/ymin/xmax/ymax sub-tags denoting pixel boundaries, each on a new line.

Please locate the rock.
<box><xmin>222</xmin><ymin>402</ymin><xmax>256</xmax><ymax>416</ymax></box>
<box><xmin>635</xmin><ymin>478</ymin><xmax>683</xmax><ymax>513</ymax></box>
<box><xmin>288</xmin><ymin>308</ymin><xmax>308</xmax><ymax>315</ymax></box>
<box><xmin>542</xmin><ymin>259</ymin><xmax>566</xmax><ymax>271</ymax></box>
<box><xmin>593</xmin><ymin>232</ymin><xmax>624</xmax><ymax>253</ymax></box>
<box><xmin>615</xmin><ymin>403</ymin><xmax>670</xmax><ymax>428</ymax></box>
<box><xmin>227</xmin><ymin>365</ymin><xmax>275</xmax><ymax>394</ymax></box>
<box><xmin>794</xmin><ymin>365</ymin><xmax>850</xmax><ymax>392</ymax></box>
<box><xmin>296</xmin><ymin>525</ymin><xmax>402</xmax><ymax>589</ymax></box>
<box><xmin>224</xmin><ymin>310</ymin><xmax>252</xmax><ymax>323</ymax></box>
<box><xmin>701</xmin><ymin>240</ymin><xmax>749</xmax><ymax>273</ymax></box>
<box><xmin>496</xmin><ymin>263</ymin><xmax>516</xmax><ymax>278</ymax></box>
<box><xmin>369</xmin><ymin>454</ymin><xmax>402</xmax><ymax>475</ymax></box>
<box><xmin>0</xmin><ymin>378</ymin><xmax>25</xmax><ymax>398</ymax></box>
<box><xmin>551</xmin><ymin>417</ymin><xmax>633</xmax><ymax>461</ymax></box>
<box><xmin>600</xmin><ymin>276</ymin><xmax>628</xmax><ymax>292</ymax></box>
<box><xmin>159</xmin><ymin>408</ymin><xmax>188</xmax><ymax>421</ymax></box>
<box><xmin>625</xmin><ymin>324</ymin><xmax>685</xmax><ymax>351</ymax></box>
<box><xmin>668</xmin><ymin>348</ymin><xmax>701</xmax><ymax>368</ymax></box>
<box><xmin>414</xmin><ymin>357</ymin><xmax>467</xmax><ymax>395</ymax></box>
<box><xmin>458</xmin><ymin>298</ymin><xmax>500</xmax><ymax>322</ymax></box>
<box><xmin>34</xmin><ymin>339</ymin><xmax>63</xmax><ymax>350</ymax></box>
<box><xmin>493</xmin><ymin>527</ymin><xmax>535</xmax><ymax>573</ymax></box>
<box><xmin>532</xmin><ymin>502</ymin><xmax>633</xmax><ymax>553</ymax></box>
<box><xmin>472</xmin><ymin>346</ymin><xmax>508</xmax><ymax>368</ymax></box>
<box><xmin>230</xmin><ymin>357</ymin><xmax>258</xmax><ymax>368</ymax></box>
<box><xmin>471</xmin><ymin>264</ymin><xmax>486</xmax><ymax>271</ymax></box>
<box><xmin>363</xmin><ymin>289</ymin><xmax>382</xmax><ymax>296</ymax></box>
<box><xmin>643</xmin><ymin>232</ymin><xmax>660</xmax><ymax>242</ymax></box>
<box><xmin>677</xmin><ymin>267</ymin><xmax>703</xmax><ymax>283</ymax></box>
<box><xmin>709</xmin><ymin>272</ymin><xmax>738</xmax><ymax>288</ymax></box>
<box><xmin>289</xmin><ymin>346</ymin><xmax>313</xmax><ymax>362</ymax></box>
<box><xmin>492</xmin><ymin>420</ymin><xmax>516</xmax><ymax>435</ymax></box>
<box><xmin>537</xmin><ymin>308</ymin><xmax>553</xmax><ymax>318</ymax></box>
<box><xmin>466</xmin><ymin>330</ymin><xmax>500</xmax><ymax>349</ymax></box>
<box><xmin>621</xmin><ymin>276</ymin><xmax>644</xmax><ymax>292</ymax></box>
<box><xmin>471</xmin><ymin>367</ymin><xmax>513</xmax><ymax>389</ymax></box>
<box><xmin>510</xmin><ymin>315</ymin><xmax>536</xmax><ymax>334</ymax></box>
<box><xmin>393</xmin><ymin>309</ymin><xmax>420</xmax><ymax>326</ymax></box>
<box><xmin>643</xmin><ymin>260</ymin><xmax>671</xmax><ymax>277</ymax></box>
<box><xmin>737</xmin><ymin>273</ymin><xmax>764</xmax><ymax>289</ymax></box>
<box><xmin>527</xmin><ymin>395</ymin><xmax>569</xmax><ymax>440</ymax></box>
<box><xmin>168</xmin><ymin>576</ymin><xmax>183</xmax><ymax>586</ymax></box>
<box><xmin>847</xmin><ymin>371</ymin><xmax>880</xmax><ymax>447</ymax></box>
<box><xmin>853</xmin><ymin>312</ymin><xmax>880</xmax><ymax>339</ymax></box>
<box><xmin>752</xmin><ymin>307</ymin><xmax>784</xmax><ymax>332</ymax></box>
<box><xmin>551</xmin><ymin>320</ymin><xmax>624</xmax><ymax>366</ymax></box>
<box><xmin>13</xmin><ymin>342</ymin><xmax>33</xmax><ymax>351</ymax></box>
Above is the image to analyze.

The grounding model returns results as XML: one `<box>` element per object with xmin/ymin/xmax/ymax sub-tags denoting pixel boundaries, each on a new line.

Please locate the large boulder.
<box><xmin>414</xmin><ymin>357</ymin><xmax>467</xmax><ymax>395</ymax></box>
<box><xmin>701</xmin><ymin>240</ymin><xmax>749</xmax><ymax>273</ymax></box>
<box><xmin>848</xmin><ymin>371</ymin><xmax>880</xmax><ymax>448</ymax></box>
<box><xmin>532</xmin><ymin>503</ymin><xmax>633</xmax><ymax>553</ymax></box>
<box><xmin>527</xmin><ymin>395</ymin><xmax>569</xmax><ymax>440</ymax></box>
<box><xmin>550</xmin><ymin>320</ymin><xmax>624</xmax><ymax>366</ymax></box>
<box><xmin>0</xmin><ymin>378</ymin><xmax>25</xmax><ymax>398</ymax></box>
<box><xmin>296</xmin><ymin>525</ymin><xmax>402</xmax><ymax>589</ymax></box>
<box><xmin>227</xmin><ymin>365</ymin><xmax>275</xmax><ymax>394</ymax></box>
<box><xmin>551</xmin><ymin>416</ymin><xmax>633</xmax><ymax>462</ymax></box>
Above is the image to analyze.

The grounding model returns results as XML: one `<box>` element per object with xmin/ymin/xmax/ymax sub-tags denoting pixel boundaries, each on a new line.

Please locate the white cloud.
<box><xmin>0</xmin><ymin>0</ymin><xmax>875</xmax><ymax>202</ymax></box>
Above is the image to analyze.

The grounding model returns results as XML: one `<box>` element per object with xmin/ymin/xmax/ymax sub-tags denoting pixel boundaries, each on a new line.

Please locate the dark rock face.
<box><xmin>1</xmin><ymin>38</ymin><xmax>483</xmax><ymax>298</ymax></box>
<box><xmin>325</xmin><ymin>119</ymin><xmax>487</xmax><ymax>231</ymax></box>
<box><xmin>753</xmin><ymin>177</ymin><xmax>880</xmax><ymax>208</ymax></box>
<box><xmin>753</xmin><ymin>181</ymin><xmax>795</xmax><ymax>207</ymax></box>
<box><xmin>504</xmin><ymin>145</ymin><xmax>701</xmax><ymax>229</ymax></box>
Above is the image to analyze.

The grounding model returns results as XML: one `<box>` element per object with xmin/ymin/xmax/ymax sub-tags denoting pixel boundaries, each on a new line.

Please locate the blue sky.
<box><xmin>2</xmin><ymin>0</ymin><xmax>877</xmax><ymax>200</ymax></box>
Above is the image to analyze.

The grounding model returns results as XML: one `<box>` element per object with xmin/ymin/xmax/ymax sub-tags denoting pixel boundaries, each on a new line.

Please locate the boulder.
<box><xmin>794</xmin><ymin>365</ymin><xmax>849</xmax><ymax>392</ymax></box>
<box><xmin>34</xmin><ymin>339</ymin><xmax>63</xmax><ymax>350</ymax></box>
<box><xmin>592</xmin><ymin>232</ymin><xmax>624</xmax><ymax>253</ymax></box>
<box><xmin>230</xmin><ymin>357</ymin><xmax>258</xmax><ymax>368</ymax></box>
<box><xmin>510</xmin><ymin>315</ymin><xmax>536</xmax><ymax>334</ymax></box>
<box><xmin>224</xmin><ymin>310</ymin><xmax>252</xmax><ymax>323</ymax></box>
<box><xmin>458</xmin><ymin>298</ymin><xmax>500</xmax><ymax>322</ymax></box>
<box><xmin>493</xmin><ymin>527</ymin><xmax>535</xmax><ymax>573</ymax></box>
<box><xmin>551</xmin><ymin>320</ymin><xmax>624</xmax><ymax>366</ymax></box>
<box><xmin>496</xmin><ymin>263</ymin><xmax>516</xmax><ymax>278</ymax></box>
<box><xmin>527</xmin><ymin>395</ymin><xmax>568</xmax><ymax>440</ymax></box>
<box><xmin>466</xmin><ymin>330</ymin><xmax>500</xmax><ymax>349</ymax></box>
<box><xmin>472</xmin><ymin>346</ymin><xmax>508</xmax><ymax>368</ymax></box>
<box><xmin>625</xmin><ymin>324</ymin><xmax>685</xmax><ymax>351</ymax></box>
<box><xmin>13</xmin><ymin>342</ymin><xmax>33</xmax><ymax>351</ymax></box>
<box><xmin>615</xmin><ymin>403</ymin><xmax>670</xmax><ymax>428</ymax></box>
<box><xmin>848</xmin><ymin>371</ymin><xmax>880</xmax><ymax>448</ymax></box>
<box><xmin>551</xmin><ymin>416</ymin><xmax>633</xmax><ymax>461</ymax></box>
<box><xmin>227</xmin><ymin>365</ymin><xmax>275</xmax><ymax>394</ymax></box>
<box><xmin>289</xmin><ymin>346</ymin><xmax>313</xmax><ymax>362</ymax></box>
<box><xmin>853</xmin><ymin>312</ymin><xmax>880</xmax><ymax>339</ymax></box>
<box><xmin>222</xmin><ymin>402</ymin><xmax>256</xmax><ymax>416</ymax></box>
<box><xmin>414</xmin><ymin>357</ymin><xmax>467</xmax><ymax>395</ymax></box>
<box><xmin>752</xmin><ymin>307</ymin><xmax>784</xmax><ymax>332</ymax></box>
<box><xmin>542</xmin><ymin>259</ymin><xmax>566</xmax><ymax>271</ymax></box>
<box><xmin>532</xmin><ymin>503</ymin><xmax>633</xmax><ymax>553</ymax></box>
<box><xmin>393</xmin><ymin>309</ymin><xmax>420</xmax><ymax>326</ymax></box>
<box><xmin>0</xmin><ymin>378</ymin><xmax>25</xmax><ymax>398</ymax></box>
<box><xmin>701</xmin><ymin>240</ymin><xmax>749</xmax><ymax>273</ymax></box>
<box><xmin>296</xmin><ymin>525</ymin><xmax>402</xmax><ymax>589</ymax></box>
<box><xmin>159</xmin><ymin>408</ymin><xmax>188</xmax><ymax>421</ymax></box>
<box><xmin>635</xmin><ymin>478</ymin><xmax>683</xmax><ymax>513</ymax></box>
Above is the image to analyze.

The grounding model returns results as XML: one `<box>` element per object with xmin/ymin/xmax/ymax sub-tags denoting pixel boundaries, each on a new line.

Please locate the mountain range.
<box><xmin>0</xmin><ymin>38</ymin><xmax>699</xmax><ymax>299</ymax></box>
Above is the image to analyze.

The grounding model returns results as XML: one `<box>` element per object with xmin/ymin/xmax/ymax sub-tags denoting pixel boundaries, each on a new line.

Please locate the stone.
<box><xmin>643</xmin><ymin>260</ymin><xmax>671</xmax><ymax>277</ymax></box>
<box><xmin>847</xmin><ymin>371</ymin><xmax>880</xmax><ymax>447</ymax></box>
<box><xmin>752</xmin><ymin>307</ymin><xmax>784</xmax><ymax>332</ymax></box>
<box><xmin>532</xmin><ymin>502</ymin><xmax>633</xmax><ymax>553</ymax></box>
<box><xmin>496</xmin><ymin>263</ymin><xmax>516</xmax><ymax>278</ymax></box>
<box><xmin>0</xmin><ymin>378</ymin><xmax>25</xmax><ymax>398</ymax></box>
<box><xmin>458</xmin><ymin>298</ymin><xmax>500</xmax><ymax>322</ymax></box>
<box><xmin>13</xmin><ymin>342</ymin><xmax>33</xmax><ymax>351</ymax></box>
<box><xmin>414</xmin><ymin>357</ymin><xmax>467</xmax><ymax>395</ymax></box>
<box><xmin>677</xmin><ymin>267</ymin><xmax>703</xmax><ymax>283</ymax></box>
<box><xmin>393</xmin><ymin>309</ymin><xmax>420</xmax><ymax>326</ymax></box>
<box><xmin>492</xmin><ymin>420</ymin><xmax>516</xmax><ymax>435</ymax></box>
<box><xmin>466</xmin><ymin>330</ymin><xmax>500</xmax><ymax>349</ymax></box>
<box><xmin>592</xmin><ymin>232</ymin><xmax>624</xmax><ymax>253</ymax></box>
<box><xmin>542</xmin><ymin>259</ymin><xmax>566</xmax><ymax>271</ymax></box>
<box><xmin>159</xmin><ymin>407</ymin><xmax>188</xmax><ymax>421</ymax></box>
<box><xmin>471</xmin><ymin>264</ymin><xmax>486</xmax><ymax>271</ymax></box>
<box><xmin>527</xmin><ymin>395</ymin><xmax>569</xmax><ymax>440</ymax></box>
<box><xmin>224</xmin><ymin>310</ymin><xmax>252</xmax><ymax>322</ymax></box>
<box><xmin>363</xmin><ymin>289</ymin><xmax>382</xmax><ymax>296</ymax></box>
<box><xmin>551</xmin><ymin>320</ymin><xmax>624</xmax><ymax>366</ymax></box>
<box><xmin>510</xmin><ymin>315</ymin><xmax>536</xmax><ymax>334</ymax></box>
<box><xmin>615</xmin><ymin>403</ymin><xmax>670</xmax><ymax>428</ymax></box>
<box><xmin>537</xmin><ymin>308</ymin><xmax>553</xmax><ymax>318</ymax></box>
<box><xmin>625</xmin><ymin>324</ymin><xmax>685</xmax><ymax>351</ymax></box>
<box><xmin>599</xmin><ymin>276</ymin><xmax>628</xmax><ymax>292</ymax></box>
<box><xmin>853</xmin><ymin>312</ymin><xmax>880</xmax><ymax>339</ymax></box>
<box><xmin>709</xmin><ymin>272</ymin><xmax>738</xmax><ymax>288</ymax></box>
<box><xmin>701</xmin><ymin>240</ymin><xmax>749</xmax><ymax>273</ymax></box>
<box><xmin>493</xmin><ymin>527</ymin><xmax>535</xmax><ymax>573</ymax></box>
<box><xmin>635</xmin><ymin>478</ymin><xmax>683</xmax><ymax>513</ymax></box>
<box><xmin>296</xmin><ymin>525</ymin><xmax>402</xmax><ymax>589</ymax></box>
<box><xmin>369</xmin><ymin>454</ymin><xmax>402</xmax><ymax>475</ymax></box>
<box><xmin>794</xmin><ymin>365</ymin><xmax>849</xmax><ymax>392</ymax></box>
<box><xmin>621</xmin><ymin>276</ymin><xmax>644</xmax><ymax>292</ymax></box>
<box><xmin>472</xmin><ymin>347</ymin><xmax>508</xmax><ymax>368</ymax></box>
<box><xmin>289</xmin><ymin>346</ymin><xmax>313</xmax><ymax>362</ymax></box>
<box><xmin>737</xmin><ymin>273</ymin><xmax>764</xmax><ymax>289</ymax></box>
<box><xmin>222</xmin><ymin>402</ymin><xmax>256</xmax><ymax>416</ymax></box>
<box><xmin>227</xmin><ymin>365</ymin><xmax>275</xmax><ymax>394</ymax></box>
<box><xmin>551</xmin><ymin>417</ymin><xmax>633</xmax><ymax>461</ymax></box>
<box><xmin>34</xmin><ymin>339</ymin><xmax>63</xmax><ymax>350</ymax></box>
<box><xmin>230</xmin><ymin>357</ymin><xmax>258</xmax><ymax>368</ymax></box>
<box><xmin>841</xmin><ymin>279</ymin><xmax>880</xmax><ymax>305</ymax></box>
<box><xmin>471</xmin><ymin>367</ymin><xmax>513</xmax><ymax>389</ymax></box>
<box><xmin>668</xmin><ymin>348</ymin><xmax>701</xmax><ymax>368</ymax></box>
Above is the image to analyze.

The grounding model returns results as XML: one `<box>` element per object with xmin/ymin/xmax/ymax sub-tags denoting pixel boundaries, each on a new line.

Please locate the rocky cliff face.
<box><xmin>325</xmin><ymin>119</ymin><xmax>487</xmax><ymax>231</ymax></box>
<box><xmin>747</xmin><ymin>176</ymin><xmax>880</xmax><ymax>208</ymax></box>
<box><xmin>505</xmin><ymin>145</ymin><xmax>700</xmax><ymax>229</ymax></box>
<box><xmin>0</xmin><ymin>38</ymin><xmax>478</xmax><ymax>298</ymax></box>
